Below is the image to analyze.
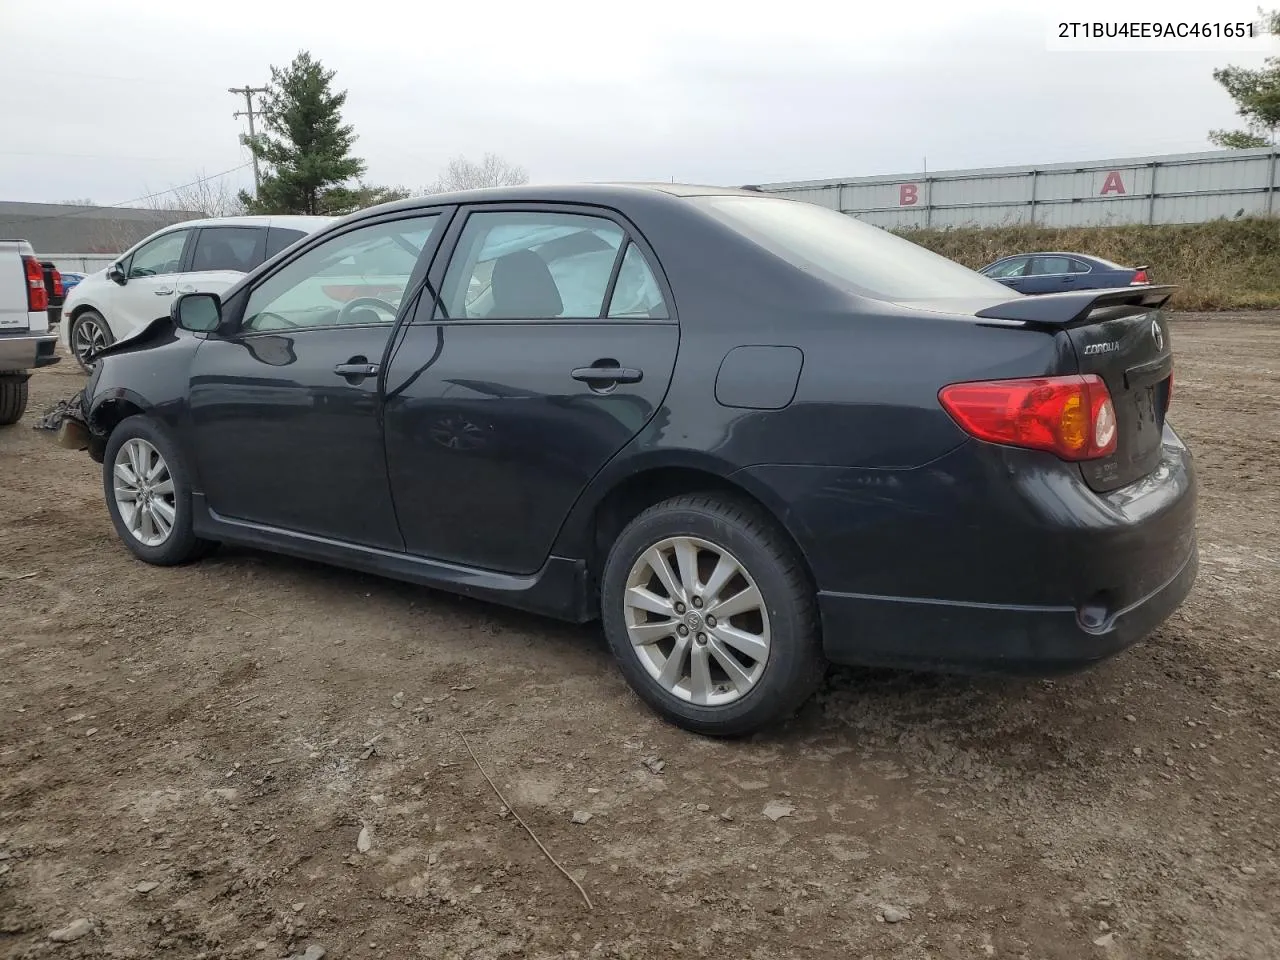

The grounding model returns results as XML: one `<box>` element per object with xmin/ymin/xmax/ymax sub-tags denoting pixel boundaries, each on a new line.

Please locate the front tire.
<box><xmin>103</xmin><ymin>415</ymin><xmax>212</xmax><ymax>565</ymax></box>
<box><xmin>600</xmin><ymin>493</ymin><xmax>824</xmax><ymax>736</ymax></box>
<box><xmin>0</xmin><ymin>375</ymin><xmax>29</xmax><ymax>425</ymax></box>
<box><xmin>70</xmin><ymin>309</ymin><xmax>113</xmax><ymax>373</ymax></box>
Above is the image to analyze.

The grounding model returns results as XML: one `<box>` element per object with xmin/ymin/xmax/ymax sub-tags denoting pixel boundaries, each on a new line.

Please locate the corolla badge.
<box><xmin>1152</xmin><ymin>319</ymin><xmax>1164</xmax><ymax>351</ymax></box>
<box><xmin>1083</xmin><ymin>341</ymin><xmax>1120</xmax><ymax>356</ymax></box>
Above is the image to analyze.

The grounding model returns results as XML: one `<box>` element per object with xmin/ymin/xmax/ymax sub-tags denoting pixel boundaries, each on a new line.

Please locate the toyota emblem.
<box><xmin>1151</xmin><ymin>320</ymin><xmax>1164</xmax><ymax>351</ymax></box>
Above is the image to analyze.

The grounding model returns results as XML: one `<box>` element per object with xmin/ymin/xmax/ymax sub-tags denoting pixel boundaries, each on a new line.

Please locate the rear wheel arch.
<box><xmin>575</xmin><ymin>463</ymin><xmax>817</xmax><ymax>604</ymax></box>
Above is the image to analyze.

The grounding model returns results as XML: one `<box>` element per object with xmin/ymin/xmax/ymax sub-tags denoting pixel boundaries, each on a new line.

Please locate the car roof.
<box><xmin>361</xmin><ymin>182</ymin><xmax>768</xmax><ymax>216</ymax></box>
<box><xmin>994</xmin><ymin>251</ymin><xmax>1116</xmax><ymax>263</ymax></box>
<box><xmin>154</xmin><ymin>214</ymin><xmax>335</xmax><ymax>232</ymax></box>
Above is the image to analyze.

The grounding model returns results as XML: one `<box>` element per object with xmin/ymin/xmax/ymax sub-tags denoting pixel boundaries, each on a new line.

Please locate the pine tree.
<box><xmin>241</xmin><ymin>52</ymin><xmax>383</xmax><ymax>215</ymax></box>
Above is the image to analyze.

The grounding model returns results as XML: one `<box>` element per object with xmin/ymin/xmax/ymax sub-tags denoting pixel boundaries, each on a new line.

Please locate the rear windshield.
<box><xmin>693</xmin><ymin>195</ymin><xmax>1013</xmax><ymax>302</ymax></box>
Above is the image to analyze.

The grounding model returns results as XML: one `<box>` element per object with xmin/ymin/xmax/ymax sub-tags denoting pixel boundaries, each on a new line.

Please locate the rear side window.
<box><xmin>265</xmin><ymin>227</ymin><xmax>308</xmax><ymax>260</ymax></box>
<box><xmin>190</xmin><ymin>227</ymin><xmax>263</xmax><ymax>273</ymax></box>
<box><xmin>1030</xmin><ymin>256</ymin><xmax>1073</xmax><ymax>276</ymax></box>
<box><xmin>1068</xmin><ymin>258</ymin><xmax>1092</xmax><ymax>274</ymax></box>
<box><xmin>608</xmin><ymin>243</ymin><xmax>668</xmax><ymax>319</ymax></box>
<box><xmin>693</xmin><ymin>196</ymin><xmax>1012</xmax><ymax>302</ymax></box>
<box><xmin>438</xmin><ymin>211</ymin><xmax>625</xmax><ymax>320</ymax></box>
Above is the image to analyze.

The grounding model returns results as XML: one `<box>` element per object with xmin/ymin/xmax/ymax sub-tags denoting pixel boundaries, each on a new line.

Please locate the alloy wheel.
<box><xmin>622</xmin><ymin>536</ymin><xmax>771</xmax><ymax>706</ymax></box>
<box><xmin>112</xmin><ymin>438</ymin><xmax>177</xmax><ymax>547</ymax></box>
<box><xmin>73</xmin><ymin>317</ymin><xmax>108</xmax><ymax>367</ymax></box>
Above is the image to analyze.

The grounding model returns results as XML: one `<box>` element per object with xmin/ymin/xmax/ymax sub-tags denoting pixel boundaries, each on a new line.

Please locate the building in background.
<box><xmin>0</xmin><ymin>201</ymin><xmax>203</xmax><ymax>273</ymax></box>
<box><xmin>757</xmin><ymin>147</ymin><xmax>1280</xmax><ymax>230</ymax></box>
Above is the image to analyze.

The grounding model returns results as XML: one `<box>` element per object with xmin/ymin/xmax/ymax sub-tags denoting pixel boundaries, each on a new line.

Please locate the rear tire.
<box><xmin>0</xmin><ymin>376</ymin><xmax>29</xmax><ymax>426</ymax></box>
<box><xmin>70</xmin><ymin>309</ymin><xmax>113</xmax><ymax>373</ymax></box>
<box><xmin>102</xmin><ymin>415</ymin><xmax>214</xmax><ymax>566</ymax></box>
<box><xmin>600</xmin><ymin>493</ymin><xmax>824</xmax><ymax>736</ymax></box>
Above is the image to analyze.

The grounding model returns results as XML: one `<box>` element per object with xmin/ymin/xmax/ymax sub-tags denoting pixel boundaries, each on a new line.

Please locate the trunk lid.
<box><xmin>975</xmin><ymin>285</ymin><xmax>1176</xmax><ymax>493</ymax></box>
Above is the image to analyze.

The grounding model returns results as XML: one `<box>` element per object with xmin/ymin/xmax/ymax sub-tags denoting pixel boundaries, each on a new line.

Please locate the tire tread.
<box><xmin>0</xmin><ymin>377</ymin><xmax>28</xmax><ymax>425</ymax></box>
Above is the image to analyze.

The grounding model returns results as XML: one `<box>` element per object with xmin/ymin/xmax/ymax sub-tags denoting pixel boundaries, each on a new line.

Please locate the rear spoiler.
<box><xmin>975</xmin><ymin>284</ymin><xmax>1176</xmax><ymax>327</ymax></box>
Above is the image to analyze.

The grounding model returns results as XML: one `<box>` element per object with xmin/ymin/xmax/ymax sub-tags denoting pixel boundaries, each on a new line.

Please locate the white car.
<box><xmin>60</xmin><ymin>215</ymin><xmax>333</xmax><ymax>370</ymax></box>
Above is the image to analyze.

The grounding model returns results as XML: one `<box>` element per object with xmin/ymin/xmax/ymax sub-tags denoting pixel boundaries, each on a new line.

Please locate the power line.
<box><xmin>0</xmin><ymin>163</ymin><xmax>254</xmax><ymax>228</ymax></box>
<box><xmin>229</xmin><ymin>85</ymin><xmax>270</xmax><ymax>200</ymax></box>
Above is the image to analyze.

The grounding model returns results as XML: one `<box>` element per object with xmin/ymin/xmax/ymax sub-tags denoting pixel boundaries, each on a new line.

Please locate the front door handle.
<box><xmin>178</xmin><ymin>285</ymin><xmax>197</xmax><ymax>294</ymax></box>
<box><xmin>154</xmin><ymin>286</ymin><xmax>174</xmax><ymax>295</ymax></box>
<box><xmin>571</xmin><ymin>365</ymin><xmax>643</xmax><ymax>385</ymax></box>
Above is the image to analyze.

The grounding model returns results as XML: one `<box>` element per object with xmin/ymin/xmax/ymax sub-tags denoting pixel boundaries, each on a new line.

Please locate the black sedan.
<box><xmin>68</xmin><ymin>184</ymin><xmax>1197</xmax><ymax>736</ymax></box>
<box><xmin>980</xmin><ymin>252</ymin><xmax>1151</xmax><ymax>295</ymax></box>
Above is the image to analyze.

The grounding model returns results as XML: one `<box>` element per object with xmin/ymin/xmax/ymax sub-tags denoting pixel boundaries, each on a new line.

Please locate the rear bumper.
<box><xmin>736</xmin><ymin>423</ymin><xmax>1198</xmax><ymax>675</ymax></box>
<box><xmin>818</xmin><ymin>539</ymin><xmax>1196</xmax><ymax>674</ymax></box>
<box><xmin>0</xmin><ymin>333</ymin><xmax>60</xmax><ymax>373</ymax></box>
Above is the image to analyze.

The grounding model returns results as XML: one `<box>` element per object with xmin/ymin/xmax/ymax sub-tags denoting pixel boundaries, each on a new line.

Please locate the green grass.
<box><xmin>898</xmin><ymin>218</ymin><xmax>1280</xmax><ymax>311</ymax></box>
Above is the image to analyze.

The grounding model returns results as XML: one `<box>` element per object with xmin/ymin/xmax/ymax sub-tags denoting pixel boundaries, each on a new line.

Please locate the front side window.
<box><xmin>693</xmin><ymin>196</ymin><xmax>1013</xmax><ymax>302</ymax></box>
<box><xmin>127</xmin><ymin>230</ymin><xmax>188</xmax><ymax>279</ymax></box>
<box><xmin>242</xmin><ymin>216</ymin><xmax>440</xmax><ymax>332</ymax></box>
<box><xmin>439</xmin><ymin>211</ymin><xmax>625</xmax><ymax>320</ymax></box>
<box><xmin>190</xmin><ymin>227</ymin><xmax>263</xmax><ymax>273</ymax></box>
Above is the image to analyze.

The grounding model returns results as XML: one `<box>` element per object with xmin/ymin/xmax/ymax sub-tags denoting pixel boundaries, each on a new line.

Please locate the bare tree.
<box><xmin>420</xmin><ymin>153</ymin><xmax>529</xmax><ymax>194</ymax></box>
<box><xmin>144</xmin><ymin>171</ymin><xmax>247</xmax><ymax>218</ymax></box>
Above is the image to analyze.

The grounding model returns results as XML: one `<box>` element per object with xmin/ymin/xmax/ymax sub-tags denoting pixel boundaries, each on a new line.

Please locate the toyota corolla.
<box><xmin>64</xmin><ymin>184</ymin><xmax>1197</xmax><ymax>735</ymax></box>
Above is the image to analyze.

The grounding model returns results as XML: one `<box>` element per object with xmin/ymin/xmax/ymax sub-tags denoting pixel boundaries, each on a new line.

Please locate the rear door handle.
<box><xmin>154</xmin><ymin>286</ymin><xmax>174</xmax><ymax>295</ymax></box>
<box><xmin>334</xmin><ymin>362</ymin><xmax>380</xmax><ymax>377</ymax></box>
<box><xmin>571</xmin><ymin>365</ymin><xmax>643</xmax><ymax>384</ymax></box>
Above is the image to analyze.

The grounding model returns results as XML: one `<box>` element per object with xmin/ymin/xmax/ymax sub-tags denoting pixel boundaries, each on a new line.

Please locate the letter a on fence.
<box><xmin>1100</xmin><ymin>171</ymin><xmax>1126</xmax><ymax>195</ymax></box>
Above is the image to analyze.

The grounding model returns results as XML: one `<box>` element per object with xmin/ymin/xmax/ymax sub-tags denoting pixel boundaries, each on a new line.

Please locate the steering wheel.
<box><xmin>337</xmin><ymin>297</ymin><xmax>399</xmax><ymax>325</ymax></box>
<box><xmin>248</xmin><ymin>311</ymin><xmax>301</xmax><ymax>330</ymax></box>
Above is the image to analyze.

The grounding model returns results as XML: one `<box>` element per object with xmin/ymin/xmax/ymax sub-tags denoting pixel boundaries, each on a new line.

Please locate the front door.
<box><xmin>188</xmin><ymin>212</ymin><xmax>447</xmax><ymax>550</ymax></box>
<box><xmin>114</xmin><ymin>228</ymin><xmax>192</xmax><ymax>337</ymax></box>
<box><xmin>383</xmin><ymin>206</ymin><xmax>680</xmax><ymax>575</ymax></box>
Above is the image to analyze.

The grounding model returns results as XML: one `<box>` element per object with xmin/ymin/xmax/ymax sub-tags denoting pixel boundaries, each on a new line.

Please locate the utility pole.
<box><xmin>229</xmin><ymin>85</ymin><xmax>269</xmax><ymax>199</ymax></box>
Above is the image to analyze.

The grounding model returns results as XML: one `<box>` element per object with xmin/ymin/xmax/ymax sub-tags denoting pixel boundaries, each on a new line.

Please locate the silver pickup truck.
<box><xmin>0</xmin><ymin>238</ymin><xmax>60</xmax><ymax>424</ymax></box>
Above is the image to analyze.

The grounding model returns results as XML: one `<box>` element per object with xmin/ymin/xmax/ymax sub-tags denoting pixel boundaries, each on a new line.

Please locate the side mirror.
<box><xmin>173</xmin><ymin>292</ymin><xmax>222</xmax><ymax>332</ymax></box>
<box><xmin>107</xmin><ymin>262</ymin><xmax>127</xmax><ymax>285</ymax></box>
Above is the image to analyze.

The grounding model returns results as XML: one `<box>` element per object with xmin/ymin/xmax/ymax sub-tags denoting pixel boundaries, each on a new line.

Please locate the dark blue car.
<box><xmin>980</xmin><ymin>252</ymin><xmax>1150</xmax><ymax>295</ymax></box>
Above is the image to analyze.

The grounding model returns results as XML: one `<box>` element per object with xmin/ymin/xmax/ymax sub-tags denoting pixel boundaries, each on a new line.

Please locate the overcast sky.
<box><xmin>0</xmin><ymin>0</ymin><xmax>1273</xmax><ymax>206</ymax></box>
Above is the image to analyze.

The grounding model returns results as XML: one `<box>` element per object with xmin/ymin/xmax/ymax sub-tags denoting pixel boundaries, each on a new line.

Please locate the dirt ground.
<box><xmin>2</xmin><ymin>313</ymin><xmax>1278</xmax><ymax>960</ymax></box>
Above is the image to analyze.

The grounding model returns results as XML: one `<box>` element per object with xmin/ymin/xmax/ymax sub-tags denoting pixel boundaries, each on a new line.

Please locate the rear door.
<box><xmin>1023</xmin><ymin>255</ymin><xmax>1081</xmax><ymax>294</ymax></box>
<box><xmin>174</xmin><ymin>225</ymin><xmax>266</xmax><ymax>297</ymax></box>
<box><xmin>383</xmin><ymin>205</ymin><xmax>680</xmax><ymax>574</ymax></box>
<box><xmin>1067</xmin><ymin>309</ymin><xmax>1173</xmax><ymax>493</ymax></box>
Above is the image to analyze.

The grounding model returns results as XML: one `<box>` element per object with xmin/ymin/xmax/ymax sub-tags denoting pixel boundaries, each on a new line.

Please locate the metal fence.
<box><xmin>756</xmin><ymin>148</ymin><xmax>1280</xmax><ymax>230</ymax></box>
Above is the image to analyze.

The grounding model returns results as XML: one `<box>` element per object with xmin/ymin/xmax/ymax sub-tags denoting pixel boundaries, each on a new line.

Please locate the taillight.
<box><xmin>939</xmin><ymin>375</ymin><xmax>1118</xmax><ymax>461</ymax></box>
<box><xmin>51</xmin><ymin>268</ymin><xmax>64</xmax><ymax>298</ymax></box>
<box><xmin>1131</xmin><ymin>269</ymin><xmax>1149</xmax><ymax>285</ymax></box>
<box><xmin>22</xmin><ymin>256</ymin><xmax>48</xmax><ymax>312</ymax></box>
